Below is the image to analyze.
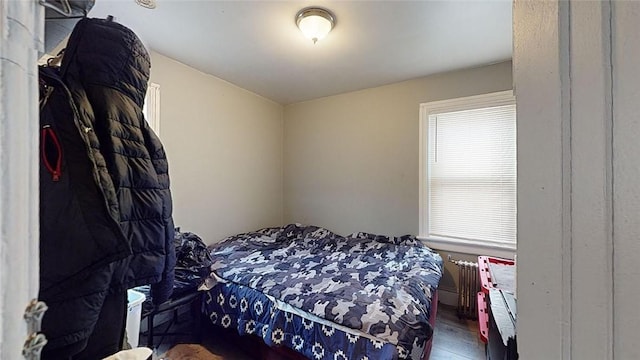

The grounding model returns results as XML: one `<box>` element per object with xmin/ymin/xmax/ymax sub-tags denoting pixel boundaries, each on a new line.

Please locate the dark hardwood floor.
<box><xmin>150</xmin><ymin>303</ymin><xmax>485</xmax><ymax>359</ymax></box>
<box><xmin>430</xmin><ymin>304</ymin><xmax>485</xmax><ymax>360</ymax></box>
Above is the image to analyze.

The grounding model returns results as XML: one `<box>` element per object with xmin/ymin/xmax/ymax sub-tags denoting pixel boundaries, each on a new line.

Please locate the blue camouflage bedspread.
<box><xmin>204</xmin><ymin>282</ymin><xmax>400</xmax><ymax>360</ymax></box>
<box><xmin>206</xmin><ymin>224</ymin><xmax>443</xmax><ymax>356</ymax></box>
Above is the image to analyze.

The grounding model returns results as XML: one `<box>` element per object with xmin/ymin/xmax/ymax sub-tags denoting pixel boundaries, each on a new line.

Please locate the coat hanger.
<box><xmin>42</xmin><ymin>0</ymin><xmax>94</xmax><ymax>19</ymax></box>
<box><xmin>40</xmin><ymin>0</ymin><xmax>73</xmax><ymax>17</ymax></box>
<box><xmin>46</xmin><ymin>49</ymin><xmax>65</xmax><ymax>68</ymax></box>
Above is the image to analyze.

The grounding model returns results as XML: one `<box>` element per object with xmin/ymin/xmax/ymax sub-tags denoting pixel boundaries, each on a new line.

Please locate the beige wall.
<box><xmin>149</xmin><ymin>52</ymin><xmax>284</xmax><ymax>245</ymax></box>
<box><xmin>283</xmin><ymin>61</ymin><xmax>512</xmax><ymax>237</ymax></box>
<box><xmin>147</xmin><ymin>54</ymin><xmax>511</xmax><ymax>299</ymax></box>
<box><xmin>283</xmin><ymin>61</ymin><xmax>512</xmax><ymax>301</ymax></box>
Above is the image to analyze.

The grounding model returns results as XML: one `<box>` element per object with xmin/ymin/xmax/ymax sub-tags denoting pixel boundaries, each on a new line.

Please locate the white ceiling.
<box><xmin>89</xmin><ymin>0</ymin><xmax>512</xmax><ymax>105</ymax></box>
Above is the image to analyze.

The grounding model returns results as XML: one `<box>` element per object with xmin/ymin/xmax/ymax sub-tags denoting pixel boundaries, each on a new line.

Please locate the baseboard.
<box><xmin>438</xmin><ymin>289</ymin><xmax>458</xmax><ymax>306</ymax></box>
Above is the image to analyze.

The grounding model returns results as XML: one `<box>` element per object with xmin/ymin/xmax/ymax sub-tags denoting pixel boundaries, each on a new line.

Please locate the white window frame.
<box><xmin>418</xmin><ymin>90</ymin><xmax>516</xmax><ymax>258</ymax></box>
<box><xmin>143</xmin><ymin>82</ymin><xmax>161</xmax><ymax>136</ymax></box>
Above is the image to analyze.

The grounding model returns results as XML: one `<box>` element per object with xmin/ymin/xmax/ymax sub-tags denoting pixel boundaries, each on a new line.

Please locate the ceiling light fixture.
<box><xmin>135</xmin><ymin>0</ymin><xmax>156</xmax><ymax>9</ymax></box>
<box><xmin>295</xmin><ymin>7</ymin><xmax>335</xmax><ymax>44</ymax></box>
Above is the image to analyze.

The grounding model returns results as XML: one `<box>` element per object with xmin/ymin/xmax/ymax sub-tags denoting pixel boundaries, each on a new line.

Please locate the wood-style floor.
<box><xmin>430</xmin><ymin>304</ymin><xmax>485</xmax><ymax>360</ymax></box>
<box><xmin>150</xmin><ymin>303</ymin><xmax>485</xmax><ymax>360</ymax></box>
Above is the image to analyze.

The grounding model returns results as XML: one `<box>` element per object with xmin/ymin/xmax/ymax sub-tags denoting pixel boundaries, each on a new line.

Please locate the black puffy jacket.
<box><xmin>39</xmin><ymin>17</ymin><xmax>175</xmax><ymax>356</ymax></box>
<box><xmin>62</xmin><ymin>17</ymin><xmax>176</xmax><ymax>301</ymax></box>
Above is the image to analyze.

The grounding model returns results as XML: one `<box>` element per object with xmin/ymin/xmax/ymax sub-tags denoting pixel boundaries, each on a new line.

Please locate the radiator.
<box><xmin>451</xmin><ymin>259</ymin><xmax>480</xmax><ymax>320</ymax></box>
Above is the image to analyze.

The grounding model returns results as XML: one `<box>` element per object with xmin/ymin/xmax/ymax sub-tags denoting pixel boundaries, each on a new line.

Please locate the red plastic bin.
<box><xmin>477</xmin><ymin>292</ymin><xmax>489</xmax><ymax>343</ymax></box>
<box><xmin>477</xmin><ymin>255</ymin><xmax>515</xmax><ymax>344</ymax></box>
<box><xmin>478</xmin><ymin>256</ymin><xmax>515</xmax><ymax>294</ymax></box>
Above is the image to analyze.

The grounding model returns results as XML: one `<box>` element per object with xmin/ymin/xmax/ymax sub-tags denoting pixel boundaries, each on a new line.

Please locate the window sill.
<box><xmin>417</xmin><ymin>236</ymin><xmax>516</xmax><ymax>259</ymax></box>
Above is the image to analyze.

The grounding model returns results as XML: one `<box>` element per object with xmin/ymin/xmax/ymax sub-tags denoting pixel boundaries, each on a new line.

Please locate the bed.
<box><xmin>201</xmin><ymin>224</ymin><xmax>443</xmax><ymax>360</ymax></box>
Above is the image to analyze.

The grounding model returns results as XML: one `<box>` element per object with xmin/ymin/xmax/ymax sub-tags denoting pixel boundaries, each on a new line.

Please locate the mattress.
<box><xmin>204</xmin><ymin>280</ymin><xmax>400</xmax><ymax>359</ymax></box>
<box><xmin>202</xmin><ymin>224</ymin><xmax>443</xmax><ymax>359</ymax></box>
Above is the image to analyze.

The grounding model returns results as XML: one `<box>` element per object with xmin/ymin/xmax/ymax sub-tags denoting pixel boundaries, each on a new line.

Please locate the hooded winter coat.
<box><xmin>39</xmin><ymin>17</ymin><xmax>175</xmax><ymax>357</ymax></box>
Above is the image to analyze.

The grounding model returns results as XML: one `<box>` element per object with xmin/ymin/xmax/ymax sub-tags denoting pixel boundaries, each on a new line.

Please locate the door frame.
<box><xmin>0</xmin><ymin>1</ymin><xmax>44</xmax><ymax>358</ymax></box>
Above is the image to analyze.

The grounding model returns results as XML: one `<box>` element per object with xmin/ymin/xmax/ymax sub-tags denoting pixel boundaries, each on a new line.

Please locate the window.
<box><xmin>143</xmin><ymin>82</ymin><xmax>161</xmax><ymax>135</ymax></box>
<box><xmin>419</xmin><ymin>91</ymin><xmax>516</xmax><ymax>253</ymax></box>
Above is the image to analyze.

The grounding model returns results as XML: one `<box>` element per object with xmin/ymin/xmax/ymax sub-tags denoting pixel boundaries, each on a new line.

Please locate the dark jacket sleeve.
<box><xmin>144</xmin><ymin>121</ymin><xmax>176</xmax><ymax>304</ymax></box>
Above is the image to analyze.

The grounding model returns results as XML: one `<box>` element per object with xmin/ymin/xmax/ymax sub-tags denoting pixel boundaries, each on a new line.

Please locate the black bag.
<box><xmin>173</xmin><ymin>230</ymin><xmax>213</xmax><ymax>295</ymax></box>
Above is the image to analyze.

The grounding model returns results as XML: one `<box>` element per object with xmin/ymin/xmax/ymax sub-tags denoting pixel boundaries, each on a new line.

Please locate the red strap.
<box><xmin>41</xmin><ymin>126</ymin><xmax>62</xmax><ymax>181</ymax></box>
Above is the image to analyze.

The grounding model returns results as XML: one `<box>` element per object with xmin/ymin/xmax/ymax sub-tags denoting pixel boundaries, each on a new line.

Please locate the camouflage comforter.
<box><xmin>207</xmin><ymin>224</ymin><xmax>443</xmax><ymax>354</ymax></box>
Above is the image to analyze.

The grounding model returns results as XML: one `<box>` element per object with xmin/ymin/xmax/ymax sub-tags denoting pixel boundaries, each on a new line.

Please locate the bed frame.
<box><xmin>421</xmin><ymin>290</ymin><xmax>439</xmax><ymax>360</ymax></box>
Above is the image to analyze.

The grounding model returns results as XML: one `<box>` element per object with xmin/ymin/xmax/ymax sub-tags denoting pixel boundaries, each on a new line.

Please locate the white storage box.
<box><xmin>126</xmin><ymin>289</ymin><xmax>146</xmax><ymax>348</ymax></box>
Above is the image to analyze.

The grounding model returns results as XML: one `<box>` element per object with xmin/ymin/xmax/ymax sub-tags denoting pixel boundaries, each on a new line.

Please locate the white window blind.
<box><xmin>143</xmin><ymin>82</ymin><xmax>161</xmax><ymax>136</ymax></box>
<box><xmin>426</xmin><ymin>101</ymin><xmax>516</xmax><ymax>246</ymax></box>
